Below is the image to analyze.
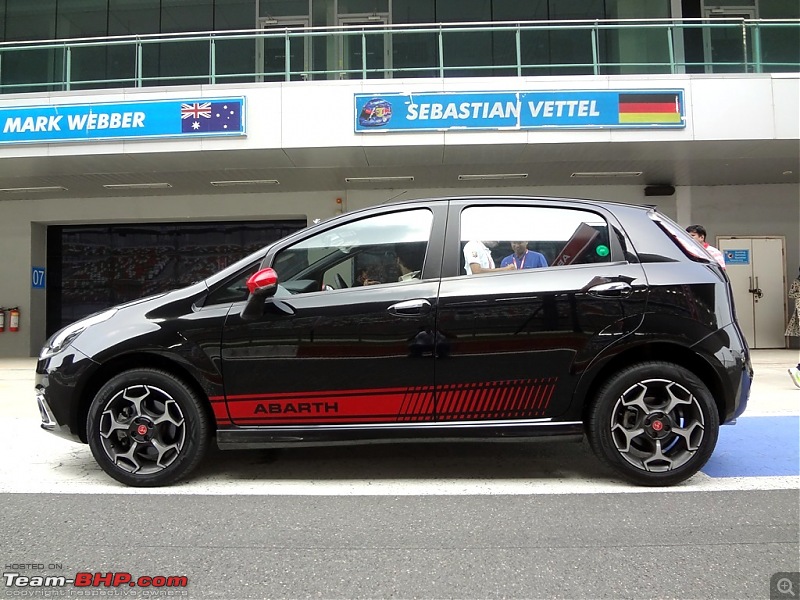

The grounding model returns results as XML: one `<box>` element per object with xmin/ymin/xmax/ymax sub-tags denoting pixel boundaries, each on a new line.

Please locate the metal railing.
<box><xmin>0</xmin><ymin>18</ymin><xmax>797</xmax><ymax>93</ymax></box>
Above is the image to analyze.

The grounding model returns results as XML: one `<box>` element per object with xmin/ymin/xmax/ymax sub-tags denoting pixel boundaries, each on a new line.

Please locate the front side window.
<box><xmin>458</xmin><ymin>205</ymin><xmax>613</xmax><ymax>276</ymax></box>
<box><xmin>272</xmin><ymin>209</ymin><xmax>433</xmax><ymax>293</ymax></box>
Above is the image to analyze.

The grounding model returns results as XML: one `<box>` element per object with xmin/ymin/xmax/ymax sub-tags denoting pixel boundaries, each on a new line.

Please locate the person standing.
<box><xmin>786</xmin><ymin>268</ymin><xmax>800</xmax><ymax>388</ymax></box>
<box><xmin>500</xmin><ymin>241</ymin><xmax>548</xmax><ymax>270</ymax></box>
<box><xmin>686</xmin><ymin>224</ymin><xmax>726</xmax><ymax>269</ymax></box>
<box><xmin>463</xmin><ymin>240</ymin><xmax>515</xmax><ymax>274</ymax></box>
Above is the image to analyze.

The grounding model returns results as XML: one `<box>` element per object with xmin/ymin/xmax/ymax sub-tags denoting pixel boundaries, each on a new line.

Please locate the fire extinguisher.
<box><xmin>0</xmin><ymin>308</ymin><xmax>5</xmax><ymax>333</ymax></box>
<box><xmin>8</xmin><ymin>307</ymin><xmax>19</xmax><ymax>332</ymax></box>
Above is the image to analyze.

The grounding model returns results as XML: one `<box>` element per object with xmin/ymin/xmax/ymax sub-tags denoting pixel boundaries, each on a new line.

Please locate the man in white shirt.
<box><xmin>463</xmin><ymin>240</ymin><xmax>515</xmax><ymax>274</ymax></box>
<box><xmin>686</xmin><ymin>225</ymin><xmax>726</xmax><ymax>269</ymax></box>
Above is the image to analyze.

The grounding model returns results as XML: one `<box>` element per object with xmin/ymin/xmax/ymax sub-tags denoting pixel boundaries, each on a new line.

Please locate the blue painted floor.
<box><xmin>703</xmin><ymin>416</ymin><xmax>800</xmax><ymax>477</ymax></box>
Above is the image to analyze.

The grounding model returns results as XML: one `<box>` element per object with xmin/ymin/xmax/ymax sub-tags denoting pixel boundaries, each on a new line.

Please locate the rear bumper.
<box><xmin>732</xmin><ymin>358</ymin><xmax>752</xmax><ymax>421</ymax></box>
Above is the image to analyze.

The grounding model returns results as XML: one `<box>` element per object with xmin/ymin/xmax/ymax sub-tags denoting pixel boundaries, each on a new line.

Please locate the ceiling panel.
<box><xmin>0</xmin><ymin>138</ymin><xmax>796</xmax><ymax>201</ymax></box>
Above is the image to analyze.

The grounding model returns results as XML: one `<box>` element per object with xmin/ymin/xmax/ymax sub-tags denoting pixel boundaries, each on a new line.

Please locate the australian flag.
<box><xmin>181</xmin><ymin>100</ymin><xmax>242</xmax><ymax>134</ymax></box>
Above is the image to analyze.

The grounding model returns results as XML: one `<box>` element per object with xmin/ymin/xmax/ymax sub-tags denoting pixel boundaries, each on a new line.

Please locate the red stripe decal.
<box><xmin>618</xmin><ymin>102</ymin><xmax>678</xmax><ymax>113</ymax></box>
<box><xmin>221</xmin><ymin>379</ymin><xmax>559</xmax><ymax>426</ymax></box>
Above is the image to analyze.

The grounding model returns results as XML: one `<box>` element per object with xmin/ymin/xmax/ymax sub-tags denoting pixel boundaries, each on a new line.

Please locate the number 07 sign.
<box><xmin>32</xmin><ymin>266</ymin><xmax>46</xmax><ymax>289</ymax></box>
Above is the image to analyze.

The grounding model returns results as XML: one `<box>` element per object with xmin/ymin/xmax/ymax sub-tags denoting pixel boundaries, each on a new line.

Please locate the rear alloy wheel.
<box><xmin>587</xmin><ymin>362</ymin><xmax>719</xmax><ymax>486</ymax></box>
<box><xmin>87</xmin><ymin>369</ymin><xmax>210</xmax><ymax>487</ymax></box>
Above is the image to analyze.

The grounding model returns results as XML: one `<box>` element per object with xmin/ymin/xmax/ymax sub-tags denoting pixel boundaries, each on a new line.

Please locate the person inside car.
<box><xmin>463</xmin><ymin>240</ymin><xmax>516</xmax><ymax>274</ymax></box>
<box><xmin>500</xmin><ymin>241</ymin><xmax>548</xmax><ymax>270</ymax></box>
<box><xmin>354</xmin><ymin>263</ymin><xmax>385</xmax><ymax>286</ymax></box>
<box><xmin>396</xmin><ymin>245</ymin><xmax>425</xmax><ymax>281</ymax></box>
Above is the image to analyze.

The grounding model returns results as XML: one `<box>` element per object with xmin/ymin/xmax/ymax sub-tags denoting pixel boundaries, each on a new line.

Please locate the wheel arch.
<box><xmin>76</xmin><ymin>352</ymin><xmax>215</xmax><ymax>443</ymax></box>
<box><xmin>579</xmin><ymin>342</ymin><xmax>726</xmax><ymax>424</ymax></box>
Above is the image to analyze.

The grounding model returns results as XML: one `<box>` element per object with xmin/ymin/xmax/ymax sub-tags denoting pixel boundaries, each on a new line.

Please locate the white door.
<box><xmin>718</xmin><ymin>236</ymin><xmax>787</xmax><ymax>348</ymax></box>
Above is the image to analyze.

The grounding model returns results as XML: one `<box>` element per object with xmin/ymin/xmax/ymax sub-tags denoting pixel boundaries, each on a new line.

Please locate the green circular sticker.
<box><xmin>596</xmin><ymin>245</ymin><xmax>610</xmax><ymax>257</ymax></box>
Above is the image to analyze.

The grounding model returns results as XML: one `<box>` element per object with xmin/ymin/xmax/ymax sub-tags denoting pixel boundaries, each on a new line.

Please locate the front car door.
<box><xmin>435</xmin><ymin>199</ymin><xmax>648</xmax><ymax>423</ymax></box>
<box><xmin>220</xmin><ymin>205</ymin><xmax>445</xmax><ymax>428</ymax></box>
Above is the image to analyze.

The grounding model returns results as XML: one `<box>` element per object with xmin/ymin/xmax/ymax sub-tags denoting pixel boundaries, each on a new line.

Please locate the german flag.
<box><xmin>618</xmin><ymin>92</ymin><xmax>682</xmax><ymax>124</ymax></box>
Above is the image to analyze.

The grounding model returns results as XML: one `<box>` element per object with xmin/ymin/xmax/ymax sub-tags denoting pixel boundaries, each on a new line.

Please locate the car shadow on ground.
<box><xmin>191</xmin><ymin>438</ymin><xmax>620</xmax><ymax>484</ymax></box>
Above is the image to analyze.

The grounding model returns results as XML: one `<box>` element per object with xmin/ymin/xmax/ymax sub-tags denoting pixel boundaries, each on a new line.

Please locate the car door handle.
<box><xmin>387</xmin><ymin>299</ymin><xmax>432</xmax><ymax>316</ymax></box>
<box><xmin>587</xmin><ymin>281</ymin><xmax>633</xmax><ymax>298</ymax></box>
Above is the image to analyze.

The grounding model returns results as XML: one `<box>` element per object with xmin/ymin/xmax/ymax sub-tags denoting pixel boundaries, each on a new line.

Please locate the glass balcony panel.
<box><xmin>260</xmin><ymin>33</ymin><xmax>307</xmax><ymax>81</ymax></box>
<box><xmin>441</xmin><ymin>30</ymin><xmax>493</xmax><ymax>77</ymax></box>
<box><xmin>340</xmin><ymin>29</ymin><xmax>386</xmax><ymax>79</ymax></box>
<box><xmin>517</xmin><ymin>30</ymin><xmax>554</xmax><ymax>76</ymax></box>
<box><xmin>138</xmin><ymin>40</ymin><xmax>210</xmax><ymax>86</ymax></box>
<box><xmin>707</xmin><ymin>21</ymin><xmax>752</xmax><ymax>73</ymax></box>
<box><xmin>104</xmin><ymin>44</ymin><xmax>139</xmax><ymax>88</ymax></box>
<box><xmin>392</xmin><ymin>30</ymin><xmax>439</xmax><ymax>78</ymax></box>
<box><xmin>0</xmin><ymin>47</ymin><xmax>62</xmax><ymax>93</ymax></box>
<box><xmin>68</xmin><ymin>46</ymin><xmax>113</xmax><ymax>90</ymax></box>
<box><xmin>215</xmin><ymin>37</ymin><xmax>257</xmax><ymax>84</ymax></box>
<box><xmin>599</xmin><ymin>27</ymin><xmax>672</xmax><ymax>75</ymax></box>
<box><xmin>547</xmin><ymin>28</ymin><xmax>595</xmax><ymax>75</ymax></box>
<box><xmin>759</xmin><ymin>23</ymin><xmax>800</xmax><ymax>72</ymax></box>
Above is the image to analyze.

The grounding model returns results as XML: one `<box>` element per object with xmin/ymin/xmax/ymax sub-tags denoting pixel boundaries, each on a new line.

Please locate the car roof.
<box><xmin>376</xmin><ymin>194</ymin><xmax>656</xmax><ymax>213</ymax></box>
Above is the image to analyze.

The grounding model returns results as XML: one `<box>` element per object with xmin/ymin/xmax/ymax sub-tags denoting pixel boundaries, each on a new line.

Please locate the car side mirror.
<box><xmin>241</xmin><ymin>268</ymin><xmax>279</xmax><ymax>320</ymax></box>
<box><xmin>246</xmin><ymin>268</ymin><xmax>278</xmax><ymax>297</ymax></box>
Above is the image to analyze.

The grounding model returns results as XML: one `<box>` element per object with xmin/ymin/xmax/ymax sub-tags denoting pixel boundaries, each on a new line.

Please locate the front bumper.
<box><xmin>35</xmin><ymin>346</ymin><xmax>97</xmax><ymax>443</ymax></box>
<box><xmin>35</xmin><ymin>385</ymin><xmax>81</xmax><ymax>442</ymax></box>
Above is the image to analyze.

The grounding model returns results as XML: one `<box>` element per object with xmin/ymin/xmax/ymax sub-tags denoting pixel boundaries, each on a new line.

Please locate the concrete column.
<box><xmin>675</xmin><ymin>185</ymin><xmax>692</xmax><ymax>227</ymax></box>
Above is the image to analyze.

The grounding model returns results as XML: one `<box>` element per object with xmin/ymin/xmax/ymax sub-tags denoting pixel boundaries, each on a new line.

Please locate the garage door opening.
<box><xmin>46</xmin><ymin>219</ymin><xmax>306</xmax><ymax>337</ymax></box>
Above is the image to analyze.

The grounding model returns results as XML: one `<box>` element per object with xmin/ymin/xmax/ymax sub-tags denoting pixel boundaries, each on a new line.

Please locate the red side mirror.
<box><xmin>246</xmin><ymin>268</ymin><xmax>278</xmax><ymax>295</ymax></box>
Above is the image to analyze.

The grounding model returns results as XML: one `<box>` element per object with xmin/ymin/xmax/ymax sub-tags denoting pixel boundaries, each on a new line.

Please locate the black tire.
<box><xmin>87</xmin><ymin>369</ymin><xmax>210</xmax><ymax>487</ymax></box>
<box><xmin>587</xmin><ymin>361</ymin><xmax>719</xmax><ymax>487</ymax></box>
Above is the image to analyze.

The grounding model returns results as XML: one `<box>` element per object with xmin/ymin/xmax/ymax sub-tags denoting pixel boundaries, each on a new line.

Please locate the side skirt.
<box><xmin>216</xmin><ymin>419</ymin><xmax>585</xmax><ymax>450</ymax></box>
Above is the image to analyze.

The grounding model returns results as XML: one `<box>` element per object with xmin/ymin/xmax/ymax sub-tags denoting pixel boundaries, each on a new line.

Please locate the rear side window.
<box><xmin>457</xmin><ymin>205</ymin><xmax>613</xmax><ymax>275</ymax></box>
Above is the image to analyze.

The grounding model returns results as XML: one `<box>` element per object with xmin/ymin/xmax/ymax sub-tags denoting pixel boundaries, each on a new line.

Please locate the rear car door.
<box><xmin>434</xmin><ymin>199</ymin><xmax>648</xmax><ymax>421</ymax></box>
<box><xmin>220</xmin><ymin>205</ymin><xmax>445</xmax><ymax>426</ymax></box>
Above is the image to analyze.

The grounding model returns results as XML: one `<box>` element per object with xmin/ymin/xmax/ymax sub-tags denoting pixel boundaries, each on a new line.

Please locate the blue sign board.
<box><xmin>724</xmin><ymin>249</ymin><xmax>750</xmax><ymax>265</ymax></box>
<box><xmin>0</xmin><ymin>98</ymin><xmax>245</xmax><ymax>144</ymax></box>
<box><xmin>355</xmin><ymin>90</ymin><xmax>685</xmax><ymax>132</ymax></box>
<box><xmin>32</xmin><ymin>267</ymin><xmax>46</xmax><ymax>289</ymax></box>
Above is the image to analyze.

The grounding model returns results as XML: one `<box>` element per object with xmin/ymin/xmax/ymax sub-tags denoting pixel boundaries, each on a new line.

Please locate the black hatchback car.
<box><xmin>36</xmin><ymin>196</ymin><xmax>752</xmax><ymax>487</ymax></box>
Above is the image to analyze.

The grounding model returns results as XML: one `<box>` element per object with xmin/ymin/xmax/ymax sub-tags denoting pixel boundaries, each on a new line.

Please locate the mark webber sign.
<box><xmin>0</xmin><ymin>97</ymin><xmax>245</xmax><ymax>144</ymax></box>
<box><xmin>355</xmin><ymin>90</ymin><xmax>685</xmax><ymax>132</ymax></box>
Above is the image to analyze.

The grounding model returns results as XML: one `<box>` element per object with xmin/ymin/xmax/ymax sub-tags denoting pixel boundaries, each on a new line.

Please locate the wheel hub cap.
<box><xmin>130</xmin><ymin>417</ymin><xmax>155</xmax><ymax>442</ymax></box>
<box><xmin>644</xmin><ymin>412</ymin><xmax>671</xmax><ymax>439</ymax></box>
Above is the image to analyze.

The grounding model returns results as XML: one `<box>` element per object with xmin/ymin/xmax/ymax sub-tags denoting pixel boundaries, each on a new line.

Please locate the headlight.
<box><xmin>39</xmin><ymin>308</ymin><xmax>118</xmax><ymax>358</ymax></box>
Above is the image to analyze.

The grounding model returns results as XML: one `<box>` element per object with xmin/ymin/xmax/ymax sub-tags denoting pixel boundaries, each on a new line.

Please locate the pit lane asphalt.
<box><xmin>0</xmin><ymin>350</ymin><xmax>798</xmax><ymax>599</ymax></box>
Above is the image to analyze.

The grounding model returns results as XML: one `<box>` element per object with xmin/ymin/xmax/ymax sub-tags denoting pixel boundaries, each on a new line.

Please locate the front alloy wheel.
<box><xmin>588</xmin><ymin>362</ymin><xmax>719</xmax><ymax>486</ymax></box>
<box><xmin>87</xmin><ymin>369</ymin><xmax>209</xmax><ymax>487</ymax></box>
